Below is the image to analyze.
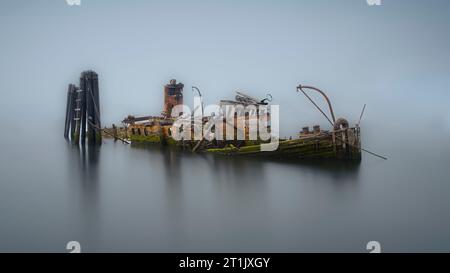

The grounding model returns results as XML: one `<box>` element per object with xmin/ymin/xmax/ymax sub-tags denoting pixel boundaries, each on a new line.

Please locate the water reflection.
<box><xmin>64</xmin><ymin>141</ymin><xmax>364</xmax><ymax>251</ymax></box>
<box><xmin>67</xmin><ymin>142</ymin><xmax>100</xmax><ymax>189</ymax></box>
<box><xmin>66</xmin><ymin>142</ymin><xmax>102</xmax><ymax>246</ymax></box>
<box><xmin>5</xmin><ymin>134</ymin><xmax>446</xmax><ymax>252</ymax></box>
<box><xmin>130</xmin><ymin>143</ymin><xmax>183</xmax><ymax>183</ymax></box>
<box><xmin>129</xmin><ymin>143</ymin><xmax>361</xmax><ymax>186</ymax></box>
<box><xmin>281</xmin><ymin>159</ymin><xmax>361</xmax><ymax>182</ymax></box>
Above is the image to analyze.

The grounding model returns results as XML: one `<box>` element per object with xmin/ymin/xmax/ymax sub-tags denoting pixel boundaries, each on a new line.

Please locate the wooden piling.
<box><xmin>64</xmin><ymin>85</ymin><xmax>70</xmax><ymax>139</ymax></box>
<box><xmin>92</xmin><ymin>72</ymin><xmax>102</xmax><ymax>144</ymax></box>
<box><xmin>69</xmin><ymin>87</ymin><xmax>77</xmax><ymax>141</ymax></box>
<box><xmin>80</xmin><ymin>86</ymin><xmax>87</xmax><ymax>145</ymax></box>
<box><xmin>72</xmin><ymin>88</ymin><xmax>84</xmax><ymax>145</ymax></box>
<box><xmin>64</xmin><ymin>84</ymin><xmax>76</xmax><ymax>139</ymax></box>
<box><xmin>81</xmin><ymin>71</ymin><xmax>102</xmax><ymax>145</ymax></box>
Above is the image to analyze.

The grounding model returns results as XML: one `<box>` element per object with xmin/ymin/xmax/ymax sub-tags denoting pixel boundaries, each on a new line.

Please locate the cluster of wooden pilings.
<box><xmin>64</xmin><ymin>71</ymin><xmax>102</xmax><ymax>145</ymax></box>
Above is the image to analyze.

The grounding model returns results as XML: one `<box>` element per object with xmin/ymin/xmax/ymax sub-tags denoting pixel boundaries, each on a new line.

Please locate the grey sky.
<box><xmin>0</xmin><ymin>0</ymin><xmax>449</xmax><ymax>141</ymax></box>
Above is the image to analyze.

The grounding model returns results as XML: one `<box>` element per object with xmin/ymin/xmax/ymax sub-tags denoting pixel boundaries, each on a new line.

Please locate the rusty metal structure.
<box><xmin>162</xmin><ymin>79</ymin><xmax>184</xmax><ymax>118</ymax></box>
<box><xmin>106</xmin><ymin>80</ymin><xmax>368</xmax><ymax>161</ymax></box>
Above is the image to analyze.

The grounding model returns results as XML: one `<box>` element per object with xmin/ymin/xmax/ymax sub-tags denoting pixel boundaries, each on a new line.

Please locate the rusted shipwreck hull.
<box><xmin>104</xmin><ymin>124</ymin><xmax>361</xmax><ymax>161</ymax></box>
<box><xmin>206</xmin><ymin>127</ymin><xmax>361</xmax><ymax>161</ymax></box>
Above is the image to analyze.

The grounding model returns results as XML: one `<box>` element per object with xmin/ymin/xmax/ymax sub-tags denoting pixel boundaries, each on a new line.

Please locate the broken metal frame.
<box><xmin>296</xmin><ymin>84</ymin><xmax>387</xmax><ymax>160</ymax></box>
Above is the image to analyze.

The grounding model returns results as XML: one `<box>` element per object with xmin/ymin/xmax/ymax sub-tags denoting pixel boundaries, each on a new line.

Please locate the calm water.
<box><xmin>0</xmin><ymin>120</ymin><xmax>449</xmax><ymax>253</ymax></box>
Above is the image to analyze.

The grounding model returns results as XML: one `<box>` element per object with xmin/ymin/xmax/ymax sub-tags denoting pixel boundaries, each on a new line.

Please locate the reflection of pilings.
<box><xmin>64</xmin><ymin>71</ymin><xmax>102</xmax><ymax>146</ymax></box>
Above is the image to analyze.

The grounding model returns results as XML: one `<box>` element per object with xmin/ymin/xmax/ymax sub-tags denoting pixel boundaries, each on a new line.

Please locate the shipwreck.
<box><xmin>105</xmin><ymin>79</ymin><xmax>363</xmax><ymax>161</ymax></box>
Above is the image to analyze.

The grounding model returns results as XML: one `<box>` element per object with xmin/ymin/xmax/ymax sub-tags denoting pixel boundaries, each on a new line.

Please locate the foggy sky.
<box><xmin>0</xmin><ymin>0</ymin><xmax>449</xmax><ymax>147</ymax></box>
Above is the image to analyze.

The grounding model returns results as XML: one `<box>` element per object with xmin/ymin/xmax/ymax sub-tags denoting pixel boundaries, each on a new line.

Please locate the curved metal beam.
<box><xmin>192</xmin><ymin>86</ymin><xmax>204</xmax><ymax>113</ymax></box>
<box><xmin>297</xmin><ymin>85</ymin><xmax>336</xmax><ymax>125</ymax></box>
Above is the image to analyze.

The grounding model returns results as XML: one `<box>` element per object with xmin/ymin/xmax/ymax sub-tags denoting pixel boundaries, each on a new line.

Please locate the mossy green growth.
<box><xmin>130</xmin><ymin>134</ymin><xmax>162</xmax><ymax>143</ymax></box>
<box><xmin>207</xmin><ymin>143</ymin><xmax>247</xmax><ymax>153</ymax></box>
<box><xmin>95</xmin><ymin>132</ymin><xmax>102</xmax><ymax>144</ymax></box>
<box><xmin>164</xmin><ymin>137</ymin><xmax>177</xmax><ymax>146</ymax></box>
<box><xmin>130</xmin><ymin>134</ymin><xmax>180</xmax><ymax>146</ymax></box>
<box><xmin>72</xmin><ymin>132</ymin><xmax>80</xmax><ymax>145</ymax></box>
